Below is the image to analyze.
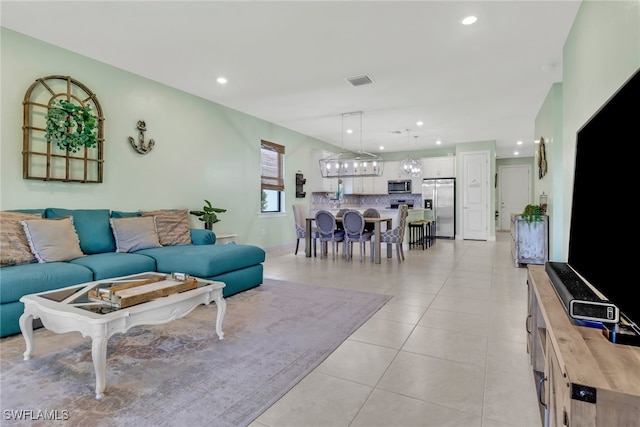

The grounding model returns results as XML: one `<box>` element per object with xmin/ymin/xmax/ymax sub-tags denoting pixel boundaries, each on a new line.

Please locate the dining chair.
<box><xmin>370</xmin><ymin>204</ymin><xmax>409</xmax><ymax>263</ymax></box>
<box><xmin>335</xmin><ymin>208</ymin><xmax>348</xmax><ymax>230</ymax></box>
<box><xmin>342</xmin><ymin>210</ymin><xmax>373</xmax><ymax>262</ymax></box>
<box><xmin>314</xmin><ymin>210</ymin><xmax>345</xmax><ymax>259</ymax></box>
<box><xmin>362</xmin><ymin>208</ymin><xmax>380</xmax><ymax>233</ymax></box>
<box><xmin>292</xmin><ymin>204</ymin><xmax>316</xmax><ymax>256</ymax></box>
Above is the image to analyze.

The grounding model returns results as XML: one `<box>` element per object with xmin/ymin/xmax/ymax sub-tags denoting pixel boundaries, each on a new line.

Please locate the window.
<box><xmin>260</xmin><ymin>140</ymin><xmax>285</xmax><ymax>213</ymax></box>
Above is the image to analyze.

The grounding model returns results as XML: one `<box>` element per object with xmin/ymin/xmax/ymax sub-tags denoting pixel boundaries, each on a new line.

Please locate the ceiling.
<box><xmin>1</xmin><ymin>1</ymin><xmax>581</xmax><ymax>158</ymax></box>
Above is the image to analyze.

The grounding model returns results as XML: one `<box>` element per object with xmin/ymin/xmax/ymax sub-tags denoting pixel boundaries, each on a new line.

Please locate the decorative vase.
<box><xmin>205</xmin><ymin>222</ymin><xmax>213</xmax><ymax>231</ymax></box>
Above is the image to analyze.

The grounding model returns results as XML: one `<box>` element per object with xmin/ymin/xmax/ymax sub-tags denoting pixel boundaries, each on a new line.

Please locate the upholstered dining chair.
<box><xmin>314</xmin><ymin>210</ymin><xmax>345</xmax><ymax>259</ymax></box>
<box><xmin>335</xmin><ymin>208</ymin><xmax>348</xmax><ymax>230</ymax></box>
<box><xmin>362</xmin><ymin>208</ymin><xmax>380</xmax><ymax>233</ymax></box>
<box><xmin>343</xmin><ymin>210</ymin><xmax>373</xmax><ymax>262</ymax></box>
<box><xmin>370</xmin><ymin>204</ymin><xmax>409</xmax><ymax>263</ymax></box>
<box><xmin>292</xmin><ymin>204</ymin><xmax>316</xmax><ymax>256</ymax></box>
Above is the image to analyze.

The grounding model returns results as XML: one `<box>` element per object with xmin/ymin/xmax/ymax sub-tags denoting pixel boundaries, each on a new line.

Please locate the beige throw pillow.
<box><xmin>20</xmin><ymin>217</ymin><xmax>84</xmax><ymax>263</ymax></box>
<box><xmin>0</xmin><ymin>211</ymin><xmax>42</xmax><ymax>266</ymax></box>
<box><xmin>110</xmin><ymin>216</ymin><xmax>162</xmax><ymax>252</ymax></box>
<box><xmin>140</xmin><ymin>209</ymin><xmax>191</xmax><ymax>246</ymax></box>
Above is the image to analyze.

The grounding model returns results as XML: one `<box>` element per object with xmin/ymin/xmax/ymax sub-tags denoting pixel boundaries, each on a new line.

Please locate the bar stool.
<box><xmin>408</xmin><ymin>220</ymin><xmax>425</xmax><ymax>250</ymax></box>
<box><xmin>427</xmin><ymin>219</ymin><xmax>436</xmax><ymax>246</ymax></box>
<box><xmin>422</xmin><ymin>220</ymin><xmax>432</xmax><ymax>248</ymax></box>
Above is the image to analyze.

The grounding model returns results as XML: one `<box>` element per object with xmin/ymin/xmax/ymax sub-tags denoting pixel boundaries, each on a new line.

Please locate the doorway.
<box><xmin>498</xmin><ymin>165</ymin><xmax>531</xmax><ymax>230</ymax></box>
<box><xmin>461</xmin><ymin>151</ymin><xmax>489</xmax><ymax>240</ymax></box>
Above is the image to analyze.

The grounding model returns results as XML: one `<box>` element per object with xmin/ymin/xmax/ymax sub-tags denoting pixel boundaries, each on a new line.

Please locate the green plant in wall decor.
<box><xmin>521</xmin><ymin>204</ymin><xmax>544</xmax><ymax>224</ymax></box>
<box><xmin>23</xmin><ymin>75</ymin><xmax>104</xmax><ymax>183</ymax></box>
<box><xmin>45</xmin><ymin>99</ymin><xmax>98</xmax><ymax>153</ymax></box>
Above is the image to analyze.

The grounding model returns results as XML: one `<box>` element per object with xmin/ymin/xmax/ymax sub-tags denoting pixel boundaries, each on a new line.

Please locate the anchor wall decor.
<box><xmin>128</xmin><ymin>120</ymin><xmax>155</xmax><ymax>154</ymax></box>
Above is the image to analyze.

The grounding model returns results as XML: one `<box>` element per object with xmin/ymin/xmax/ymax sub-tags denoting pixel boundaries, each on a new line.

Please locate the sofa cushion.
<box><xmin>110</xmin><ymin>217</ymin><xmax>162</xmax><ymax>252</ymax></box>
<box><xmin>45</xmin><ymin>208</ymin><xmax>116</xmax><ymax>254</ymax></box>
<box><xmin>190</xmin><ymin>229</ymin><xmax>216</xmax><ymax>245</ymax></box>
<box><xmin>140</xmin><ymin>209</ymin><xmax>191</xmax><ymax>246</ymax></box>
<box><xmin>21</xmin><ymin>217</ymin><xmax>84</xmax><ymax>263</ymax></box>
<box><xmin>1</xmin><ymin>211</ymin><xmax>42</xmax><ymax>266</ymax></box>
<box><xmin>0</xmin><ymin>262</ymin><xmax>93</xmax><ymax>304</ymax></box>
<box><xmin>136</xmin><ymin>244</ymin><xmax>265</xmax><ymax>278</ymax></box>
<box><xmin>70</xmin><ymin>252</ymin><xmax>157</xmax><ymax>281</ymax></box>
<box><xmin>111</xmin><ymin>210</ymin><xmax>141</xmax><ymax>218</ymax></box>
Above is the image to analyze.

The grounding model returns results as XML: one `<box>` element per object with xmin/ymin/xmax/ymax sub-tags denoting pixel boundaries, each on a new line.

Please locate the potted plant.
<box><xmin>189</xmin><ymin>200</ymin><xmax>227</xmax><ymax>230</ymax></box>
<box><xmin>45</xmin><ymin>99</ymin><xmax>98</xmax><ymax>153</ymax></box>
<box><xmin>521</xmin><ymin>204</ymin><xmax>544</xmax><ymax>224</ymax></box>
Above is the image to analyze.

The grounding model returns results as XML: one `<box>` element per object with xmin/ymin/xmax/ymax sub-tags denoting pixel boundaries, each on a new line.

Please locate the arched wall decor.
<box><xmin>22</xmin><ymin>75</ymin><xmax>105</xmax><ymax>183</ymax></box>
<box><xmin>537</xmin><ymin>137</ymin><xmax>547</xmax><ymax>179</ymax></box>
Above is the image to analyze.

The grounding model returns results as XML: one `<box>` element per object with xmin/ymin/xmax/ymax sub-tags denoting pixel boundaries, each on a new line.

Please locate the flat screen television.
<box><xmin>567</xmin><ymin>67</ymin><xmax>640</xmax><ymax>332</ymax></box>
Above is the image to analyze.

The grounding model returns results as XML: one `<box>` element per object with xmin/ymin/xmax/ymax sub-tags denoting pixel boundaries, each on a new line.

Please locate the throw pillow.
<box><xmin>20</xmin><ymin>217</ymin><xmax>84</xmax><ymax>263</ymax></box>
<box><xmin>0</xmin><ymin>211</ymin><xmax>42</xmax><ymax>267</ymax></box>
<box><xmin>140</xmin><ymin>209</ymin><xmax>192</xmax><ymax>246</ymax></box>
<box><xmin>110</xmin><ymin>216</ymin><xmax>162</xmax><ymax>252</ymax></box>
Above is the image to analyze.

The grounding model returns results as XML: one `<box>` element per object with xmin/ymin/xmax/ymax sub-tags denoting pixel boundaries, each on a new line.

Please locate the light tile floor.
<box><xmin>251</xmin><ymin>231</ymin><xmax>541</xmax><ymax>427</ymax></box>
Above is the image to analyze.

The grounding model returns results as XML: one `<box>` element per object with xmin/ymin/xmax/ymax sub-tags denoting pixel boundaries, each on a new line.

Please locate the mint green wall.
<box><xmin>534</xmin><ymin>83</ymin><xmax>562</xmax><ymax>260</ymax></box>
<box><xmin>0</xmin><ymin>28</ymin><xmax>340</xmax><ymax>249</ymax></box>
<box><xmin>543</xmin><ymin>0</ymin><xmax>640</xmax><ymax>261</ymax></box>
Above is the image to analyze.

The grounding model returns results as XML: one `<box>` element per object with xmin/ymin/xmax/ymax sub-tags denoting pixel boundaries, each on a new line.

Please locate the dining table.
<box><xmin>305</xmin><ymin>215</ymin><xmax>393</xmax><ymax>264</ymax></box>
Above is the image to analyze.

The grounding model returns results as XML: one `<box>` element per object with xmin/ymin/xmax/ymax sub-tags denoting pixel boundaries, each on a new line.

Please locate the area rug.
<box><xmin>0</xmin><ymin>279</ymin><xmax>390</xmax><ymax>427</ymax></box>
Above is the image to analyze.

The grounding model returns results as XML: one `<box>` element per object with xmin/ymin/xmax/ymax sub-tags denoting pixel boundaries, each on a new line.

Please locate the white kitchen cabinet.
<box><xmin>422</xmin><ymin>156</ymin><xmax>456</xmax><ymax>178</ymax></box>
<box><xmin>311</xmin><ymin>150</ymin><xmax>337</xmax><ymax>192</ymax></box>
<box><xmin>385</xmin><ymin>161</ymin><xmax>401</xmax><ymax>180</ymax></box>
<box><xmin>372</xmin><ymin>161</ymin><xmax>398</xmax><ymax>194</ymax></box>
<box><xmin>347</xmin><ymin>176</ymin><xmax>376</xmax><ymax>194</ymax></box>
<box><xmin>411</xmin><ymin>177</ymin><xmax>422</xmax><ymax>194</ymax></box>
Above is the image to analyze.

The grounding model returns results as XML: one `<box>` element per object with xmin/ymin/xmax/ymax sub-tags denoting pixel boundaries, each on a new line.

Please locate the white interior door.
<box><xmin>462</xmin><ymin>151</ymin><xmax>489</xmax><ymax>240</ymax></box>
<box><xmin>499</xmin><ymin>165</ymin><xmax>531</xmax><ymax>230</ymax></box>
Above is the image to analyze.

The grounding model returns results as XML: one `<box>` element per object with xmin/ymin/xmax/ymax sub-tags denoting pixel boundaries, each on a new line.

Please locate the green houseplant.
<box><xmin>190</xmin><ymin>200</ymin><xmax>227</xmax><ymax>230</ymax></box>
<box><xmin>45</xmin><ymin>99</ymin><xmax>98</xmax><ymax>153</ymax></box>
<box><xmin>521</xmin><ymin>204</ymin><xmax>544</xmax><ymax>224</ymax></box>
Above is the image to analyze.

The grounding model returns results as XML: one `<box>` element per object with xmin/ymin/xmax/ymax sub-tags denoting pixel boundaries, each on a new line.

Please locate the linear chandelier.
<box><xmin>319</xmin><ymin>111</ymin><xmax>384</xmax><ymax>178</ymax></box>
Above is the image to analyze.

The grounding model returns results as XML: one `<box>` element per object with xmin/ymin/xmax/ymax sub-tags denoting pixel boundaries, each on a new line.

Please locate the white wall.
<box><xmin>1</xmin><ymin>28</ymin><xmax>338</xmax><ymax>249</ymax></box>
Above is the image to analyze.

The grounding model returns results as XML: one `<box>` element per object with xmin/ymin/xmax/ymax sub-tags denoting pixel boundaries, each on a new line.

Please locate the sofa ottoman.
<box><xmin>136</xmin><ymin>243</ymin><xmax>266</xmax><ymax>297</ymax></box>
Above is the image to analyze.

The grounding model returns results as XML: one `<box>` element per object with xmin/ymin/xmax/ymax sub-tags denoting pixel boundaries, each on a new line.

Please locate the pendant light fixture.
<box><xmin>319</xmin><ymin>111</ymin><xmax>385</xmax><ymax>178</ymax></box>
<box><xmin>400</xmin><ymin>131</ymin><xmax>422</xmax><ymax>177</ymax></box>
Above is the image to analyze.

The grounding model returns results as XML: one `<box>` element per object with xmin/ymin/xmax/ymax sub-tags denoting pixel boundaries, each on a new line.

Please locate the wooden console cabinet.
<box><xmin>526</xmin><ymin>265</ymin><xmax>640</xmax><ymax>426</ymax></box>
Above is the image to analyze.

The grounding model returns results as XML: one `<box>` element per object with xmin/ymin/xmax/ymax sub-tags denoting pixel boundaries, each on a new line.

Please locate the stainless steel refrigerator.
<box><xmin>422</xmin><ymin>178</ymin><xmax>455</xmax><ymax>239</ymax></box>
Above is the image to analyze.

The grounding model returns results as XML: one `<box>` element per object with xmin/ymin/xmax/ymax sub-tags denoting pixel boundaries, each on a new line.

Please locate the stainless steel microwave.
<box><xmin>387</xmin><ymin>179</ymin><xmax>412</xmax><ymax>194</ymax></box>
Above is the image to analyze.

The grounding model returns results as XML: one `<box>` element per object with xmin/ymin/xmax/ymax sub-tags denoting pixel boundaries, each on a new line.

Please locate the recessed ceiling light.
<box><xmin>216</xmin><ymin>77</ymin><xmax>227</xmax><ymax>84</ymax></box>
<box><xmin>436</xmin><ymin>140</ymin><xmax>442</xmax><ymax>145</ymax></box>
<box><xmin>514</xmin><ymin>151</ymin><xmax>520</xmax><ymax>156</ymax></box>
<box><xmin>379</xmin><ymin>146</ymin><xmax>385</xmax><ymax>150</ymax></box>
<box><xmin>517</xmin><ymin>140</ymin><xmax>523</xmax><ymax>145</ymax></box>
<box><xmin>346</xmin><ymin>129</ymin><xmax>353</xmax><ymax>134</ymax></box>
<box><xmin>461</xmin><ymin>16</ymin><xmax>477</xmax><ymax>25</ymax></box>
<box><xmin>416</xmin><ymin>121</ymin><xmax>424</xmax><ymax>127</ymax></box>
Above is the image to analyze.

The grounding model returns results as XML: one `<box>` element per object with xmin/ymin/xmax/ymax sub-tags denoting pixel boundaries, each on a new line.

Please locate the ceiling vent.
<box><xmin>346</xmin><ymin>75</ymin><xmax>374</xmax><ymax>87</ymax></box>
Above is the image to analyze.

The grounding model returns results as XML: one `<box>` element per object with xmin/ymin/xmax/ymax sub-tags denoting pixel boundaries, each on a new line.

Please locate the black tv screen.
<box><xmin>568</xmin><ymin>67</ymin><xmax>639</xmax><ymax>328</ymax></box>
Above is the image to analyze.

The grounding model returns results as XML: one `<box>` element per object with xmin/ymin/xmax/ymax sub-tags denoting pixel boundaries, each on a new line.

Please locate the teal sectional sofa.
<box><xmin>0</xmin><ymin>208</ymin><xmax>265</xmax><ymax>338</ymax></box>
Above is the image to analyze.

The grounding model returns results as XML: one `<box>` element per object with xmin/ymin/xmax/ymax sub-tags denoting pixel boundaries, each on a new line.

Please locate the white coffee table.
<box><xmin>19</xmin><ymin>272</ymin><xmax>226</xmax><ymax>399</ymax></box>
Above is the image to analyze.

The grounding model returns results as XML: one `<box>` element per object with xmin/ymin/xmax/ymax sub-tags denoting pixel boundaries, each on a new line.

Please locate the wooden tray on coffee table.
<box><xmin>88</xmin><ymin>273</ymin><xmax>198</xmax><ymax>308</ymax></box>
